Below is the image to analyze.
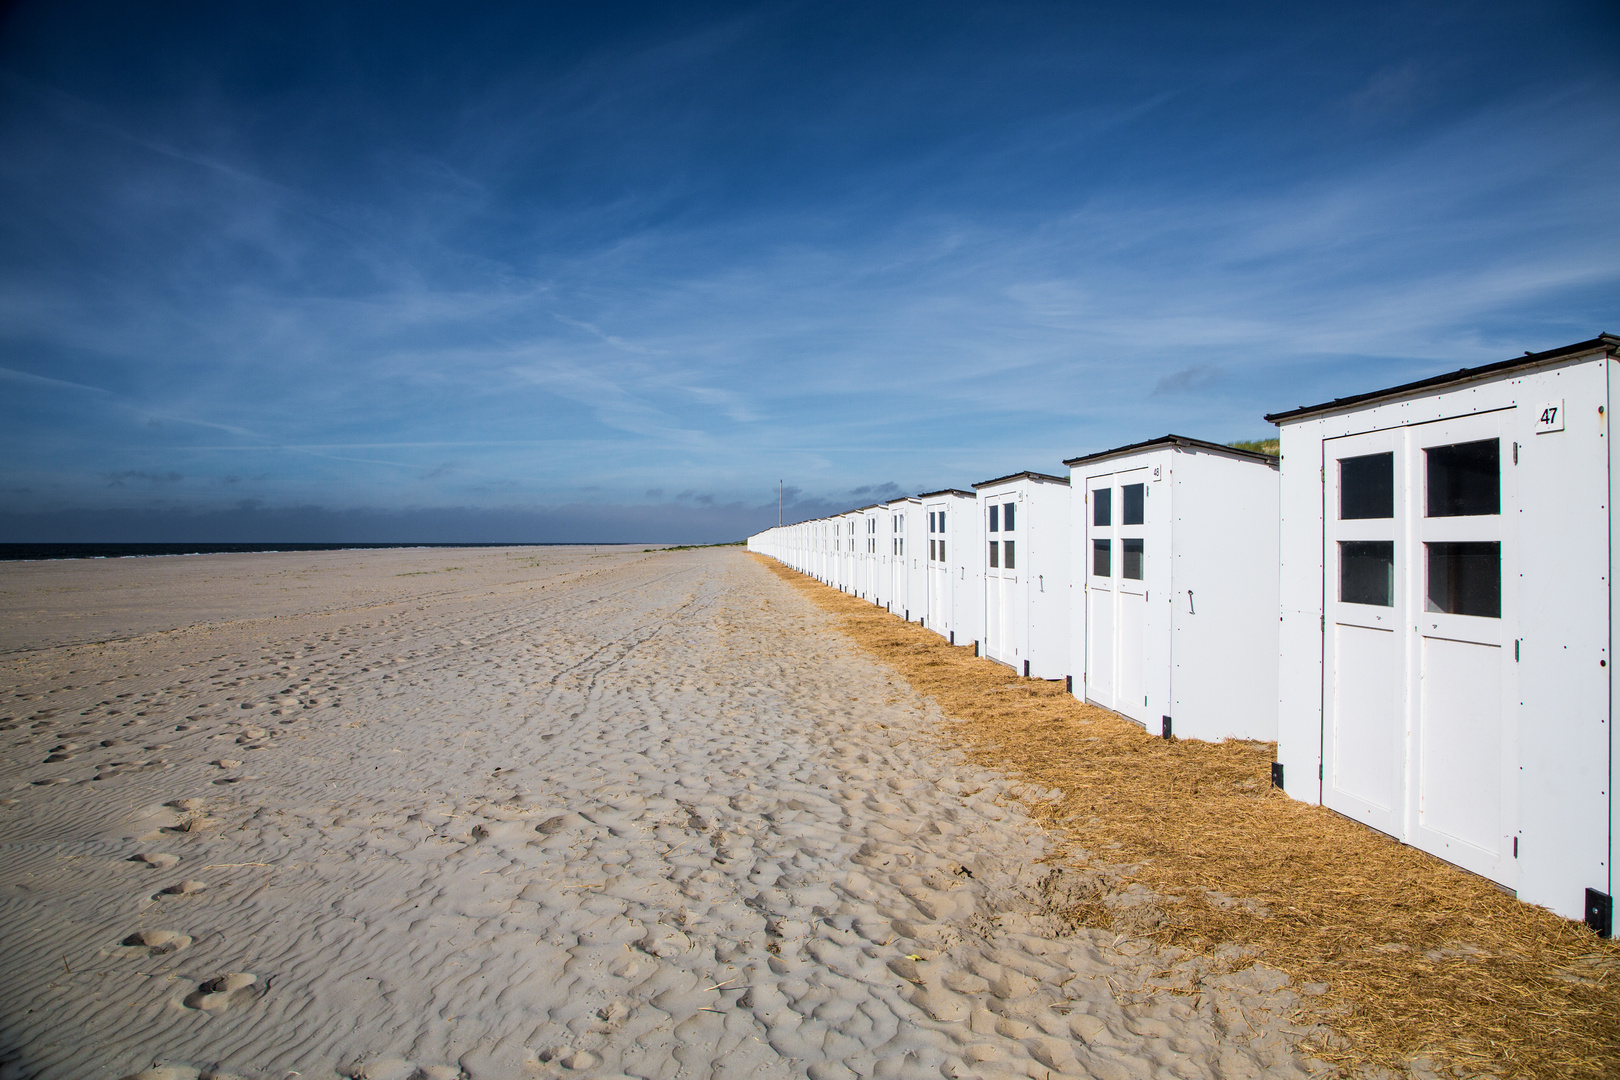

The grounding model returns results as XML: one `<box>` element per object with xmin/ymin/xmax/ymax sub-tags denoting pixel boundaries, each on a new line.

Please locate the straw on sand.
<box><xmin>760</xmin><ymin>557</ymin><xmax>1620</xmax><ymax>1078</ymax></box>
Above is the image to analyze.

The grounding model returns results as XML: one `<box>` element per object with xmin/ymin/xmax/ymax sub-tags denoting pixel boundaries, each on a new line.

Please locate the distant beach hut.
<box><xmin>921</xmin><ymin>488</ymin><xmax>981</xmax><ymax>648</ymax></box>
<box><xmin>1063</xmin><ymin>435</ymin><xmax>1279</xmax><ymax>741</ymax></box>
<box><xmin>1267</xmin><ymin>333</ymin><xmax>1618</xmax><ymax>934</ymax></box>
<box><xmin>973</xmin><ymin>471</ymin><xmax>1070</xmax><ymax>679</ymax></box>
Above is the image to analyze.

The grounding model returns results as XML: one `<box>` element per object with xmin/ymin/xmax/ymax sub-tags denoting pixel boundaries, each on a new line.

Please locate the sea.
<box><xmin>0</xmin><ymin>543</ymin><xmax>592</xmax><ymax>562</ymax></box>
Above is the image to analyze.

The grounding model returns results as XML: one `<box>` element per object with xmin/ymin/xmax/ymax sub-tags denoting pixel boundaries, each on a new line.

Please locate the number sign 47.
<box><xmin>1533</xmin><ymin>400</ymin><xmax>1565</xmax><ymax>434</ymax></box>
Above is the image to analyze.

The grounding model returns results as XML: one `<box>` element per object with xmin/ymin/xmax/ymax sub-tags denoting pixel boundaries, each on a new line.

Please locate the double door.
<box><xmin>1084</xmin><ymin>469</ymin><xmax>1150</xmax><ymax>723</ymax></box>
<box><xmin>1323</xmin><ymin>409</ymin><xmax>1518</xmax><ymax>887</ymax></box>
<box><xmin>926</xmin><ymin>506</ymin><xmax>952</xmax><ymax>635</ymax></box>
<box><xmin>984</xmin><ymin>495</ymin><xmax>1021</xmax><ymax>666</ymax></box>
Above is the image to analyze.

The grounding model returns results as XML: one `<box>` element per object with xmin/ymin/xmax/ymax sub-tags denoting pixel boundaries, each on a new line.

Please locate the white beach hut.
<box><xmin>921</xmin><ymin>488</ymin><xmax>982</xmax><ymax>648</ymax></box>
<box><xmin>974</xmin><ymin>471</ymin><xmax>1071</xmax><ymax>679</ymax></box>
<box><xmin>1064</xmin><ymin>435</ymin><xmax>1280</xmax><ymax>740</ymax></box>
<box><xmin>1268</xmin><ymin>334</ymin><xmax>1618</xmax><ymax>933</ymax></box>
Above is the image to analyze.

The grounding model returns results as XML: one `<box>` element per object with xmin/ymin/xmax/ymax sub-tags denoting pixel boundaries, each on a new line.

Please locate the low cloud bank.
<box><xmin>0</xmin><ymin>501</ymin><xmax>769</xmax><ymax>546</ymax></box>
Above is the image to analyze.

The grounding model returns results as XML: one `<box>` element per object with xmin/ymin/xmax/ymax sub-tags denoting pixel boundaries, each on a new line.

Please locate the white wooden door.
<box><xmin>1323</xmin><ymin>412</ymin><xmax>1518</xmax><ymax>888</ymax></box>
<box><xmin>927</xmin><ymin>507</ymin><xmax>950</xmax><ymax>634</ymax></box>
<box><xmin>985</xmin><ymin>497</ymin><xmax>1016</xmax><ymax>665</ymax></box>
<box><xmin>1409</xmin><ymin>411</ymin><xmax>1518</xmax><ymax>885</ymax></box>
<box><xmin>1085</xmin><ymin>478</ymin><xmax>1116</xmax><ymax>709</ymax></box>
<box><xmin>1085</xmin><ymin>470</ymin><xmax>1149</xmax><ymax>722</ymax></box>
<box><xmin>1324</xmin><ymin>428</ymin><xmax>1406</xmax><ymax>836</ymax></box>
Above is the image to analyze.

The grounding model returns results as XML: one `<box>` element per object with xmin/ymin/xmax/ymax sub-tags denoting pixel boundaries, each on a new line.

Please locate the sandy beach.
<box><xmin>1</xmin><ymin>546</ymin><xmax>1321</xmax><ymax>1080</ymax></box>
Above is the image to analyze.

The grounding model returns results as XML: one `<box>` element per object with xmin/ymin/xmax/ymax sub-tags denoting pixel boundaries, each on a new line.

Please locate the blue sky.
<box><xmin>1</xmin><ymin>1</ymin><xmax>1616</xmax><ymax>542</ymax></box>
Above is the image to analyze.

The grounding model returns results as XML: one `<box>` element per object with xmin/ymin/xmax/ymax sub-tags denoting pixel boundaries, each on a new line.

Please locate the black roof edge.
<box><xmin>1062</xmin><ymin>433</ymin><xmax>1277</xmax><ymax>469</ymax></box>
<box><xmin>1264</xmin><ymin>335</ymin><xmax>1620</xmax><ymax>425</ymax></box>
<box><xmin>917</xmin><ymin>487</ymin><xmax>976</xmax><ymax>499</ymax></box>
<box><xmin>971</xmin><ymin>470</ymin><xmax>1070</xmax><ymax>489</ymax></box>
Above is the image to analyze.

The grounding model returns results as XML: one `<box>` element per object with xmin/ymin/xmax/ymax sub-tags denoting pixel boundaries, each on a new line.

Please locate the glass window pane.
<box><xmin>1340</xmin><ymin>452</ymin><xmax>1393</xmax><ymax>519</ymax></box>
<box><xmin>1122</xmin><ymin>538</ymin><xmax>1143</xmax><ymax>579</ymax></box>
<box><xmin>988</xmin><ymin>541</ymin><xmax>999</xmax><ymax>567</ymax></box>
<box><xmin>1003</xmin><ymin>503</ymin><xmax>1016</xmax><ymax>531</ymax></box>
<box><xmin>929</xmin><ymin>539</ymin><xmax>936</xmax><ymax>561</ymax></box>
<box><xmin>1093</xmin><ymin>539</ymin><xmax>1111</xmax><ymax>577</ymax></box>
<box><xmin>1427</xmin><ymin>439</ymin><xmax>1499</xmax><ymax>517</ymax></box>
<box><xmin>1093</xmin><ymin>489</ymin><xmax>1111</xmax><ymax>526</ymax></box>
<box><xmin>1004</xmin><ymin>541</ymin><xmax>1015</xmax><ymax>569</ymax></box>
<box><xmin>1426</xmin><ymin>541</ymin><xmax>1501</xmax><ymax>617</ymax></box>
<box><xmin>1123</xmin><ymin>484</ymin><xmax>1145</xmax><ymax>525</ymax></box>
<box><xmin>939</xmin><ymin>511</ymin><xmax>945</xmax><ymax>531</ymax></box>
<box><xmin>988</xmin><ymin>505</ymin><xmax>999</xmax><ymax>532</ymax></box>
<box><xmin>939</xmin><ymin>540</ymin><xmax>945</xmax><ymax>562</ymax></box>
<box><xmin>929</xmin><ymin>512</ymin><xmax>936</xmax><ymax>533</ymax></box>
<box><xmin>1340</xmin><ymin>540</ymin><xmax>1394</xmax><ymax>606</ymax></box>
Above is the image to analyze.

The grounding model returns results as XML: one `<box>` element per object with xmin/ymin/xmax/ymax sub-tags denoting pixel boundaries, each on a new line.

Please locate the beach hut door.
<box><xmin>1086</xmin><ymin>469</ymin><xmax>1150</xmax><ymax>723</ymax></box>
<box><xmin>1323</xmin><ymin>414</ymin><xmax>1518</xmax><ymax>886</ymax></box>
<box><xmin>1324</xmin><ymin>428</ymin><xmax>1406</xmax><ymax>836</ymax></box>
<box><xmin>1407</xmin><ymin>411</ymin><xmax>1518</xmax><ymax>886</ymax></box>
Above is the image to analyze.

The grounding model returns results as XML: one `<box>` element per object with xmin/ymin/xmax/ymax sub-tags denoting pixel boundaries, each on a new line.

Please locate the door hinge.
<box><xmin>1319</xmin><ymin>762</ymin><xmax>1324</xmax><ymax>780</ymax></box>
<box><xmin>1513</xmin><ymin>441</ymin><xmax>1519</xmax><ymax>464</ymax></box>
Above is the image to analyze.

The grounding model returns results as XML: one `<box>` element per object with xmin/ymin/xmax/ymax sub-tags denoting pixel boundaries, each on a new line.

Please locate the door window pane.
<box><xmin>929</xmin><ymin>512</ymin><xmax>936</xmax><ymax>533</ymax></box>
<box><xmin>1004</xmin><ymin>541</ymin><xmax>1015</xmax><ymax>569</ymax></box>
<box><xmin>939</xmin><ymin>511</ymin><xmax>946</xmax><ymax>531</ymax></box>
<box><xmin>1003</xmin><ymin>503</ymin><xmax>1016</xmax><ymax>531</ymax></box>
<box><xmin>1122</xmin><ymin>538</ymin><xmax>1144</xmax><ymax>579</ymax></box>
<box><xmin>1426</xmin><ymin>439</ymin><xmax>1499</xmax><ymax>517</ymax></box>
<box><xmin>988</xmin><ymin>541</ymin><xmax>999</xmax><ymax>567</ymax></box>
<box><xmin>1340</xmin><ymin>541</ymin><xmax>1394</xmax><ymax>606</ymax></box>
<box><xmin>939</xmin><ymin>540</ymin><xmax>945</xmax><ymax>562</ymax></box>
<box><xmin>1123</xmin><ymin>484</ymin><xmax>1145</xmax><ymax>525</ymax></box>
<box><xmin>1426</xmin><ymin>541</ymin><xmax>1501</xmax><ymax>617</ymax></box>
<box><xmin>929</xmin><ymin>539</ymin><xmax>936</xmax><ymax>561</ymax></box>
<box><xmin>1093</xmin><ymin>489</ymin><xmax>1111</xmax><ymax>526</ymax></box>
<box><xmin>988</xmin><ymin>505</ymin><xmax>999</xmax><ymax>532</ymax></box>
<box><xmin>1340</xmin><ymin>452</ymin><xmax>1393</xmax><ymax>519</ymax></box>
<box><xmin>1093</xmin><ymin>539</ymin><xmax>1111</xmax><ymax>577</ymax></box>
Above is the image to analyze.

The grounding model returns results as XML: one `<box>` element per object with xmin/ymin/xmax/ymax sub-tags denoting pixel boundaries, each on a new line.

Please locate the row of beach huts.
<box><xmin>748</xmin><ymin>334</ymin><xmax>1618</xmax><ymax>936</ymax></box>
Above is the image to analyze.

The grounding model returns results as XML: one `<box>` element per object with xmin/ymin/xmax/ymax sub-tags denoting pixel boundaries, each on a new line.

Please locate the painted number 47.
<box><xmin>1534</xmin><ymin>400</ymin><xmax>1565</xmax><ymax>434</ymax></box>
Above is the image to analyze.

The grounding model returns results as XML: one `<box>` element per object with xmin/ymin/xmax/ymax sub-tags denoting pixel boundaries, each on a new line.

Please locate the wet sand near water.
<box><xmin>0</xmin><ymin>546</ymin><xmax>1325</xmax><ymax>1080</ymax></box>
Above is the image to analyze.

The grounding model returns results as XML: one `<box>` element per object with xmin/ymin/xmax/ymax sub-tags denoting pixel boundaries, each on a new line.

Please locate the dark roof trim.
<box><xmin>1063</xmin><ymin>433</ymin><xmax>1277</xmax><ymax>469</ymax></box>
<box><xmin>917</xmin><ymin>487</ymin><xmax>976</xmax><ymax>499</ymax></box>
<box><xmin>1264</xmin><ymin>335</ymin><xmax>1619</xmax><ymax>425</ymax></box>
<box><xmin>972</xmin><ymin>470</ymin><xmax>1070</xmax><ymax>490</ymax></box>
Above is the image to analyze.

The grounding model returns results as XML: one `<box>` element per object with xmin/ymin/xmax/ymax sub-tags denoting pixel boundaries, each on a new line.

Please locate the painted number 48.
<box><xmin>1534</xmin><ymin>400</ymin><xmax>1565</xmax><ymax>434</ymax></box>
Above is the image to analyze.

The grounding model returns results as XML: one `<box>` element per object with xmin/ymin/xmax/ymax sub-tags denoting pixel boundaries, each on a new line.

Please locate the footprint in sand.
<box><xmin>343</xmin><ymin>1059</ymin><xmax>464</xmax><ymax>1080</ymax></box>
<box><xmin>121</xmin><ymin>1066</ymin><xmax>244</xmax><ymax>1080</ymax></box>
<box><xmin>32</xmin><ymin>777</ymin><xmax>72</xmax><ymax>785</ymax></box>
<box><xmin>158</xmin><ymin>880</ymin><xmax>208</xmax><ymax>897</ymax></box>
<box><xmin>182</xmin><ymin>972</ymin><xmax>261</xmax><ymax>1011</ymax></box>
<box><xmin>120</xmin><ymin>930</ymin><xmax>192</xmax><ymax>956</ymax></box>
<box><xmin>210</xmin><ymin>759</ymin><xmax>242</xmax><ymax>769</ymax></box>
<box><xmin>130</xmin><ymin>852</ymin><xmax>181</xmax><ymax>869</ymax></box>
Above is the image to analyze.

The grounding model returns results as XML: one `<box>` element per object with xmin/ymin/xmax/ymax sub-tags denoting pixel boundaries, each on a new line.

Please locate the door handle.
<box><xmin>1188</xmin><ymin>589</ymin><xmax>1196</xmax><ymax>615</ymax></box>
